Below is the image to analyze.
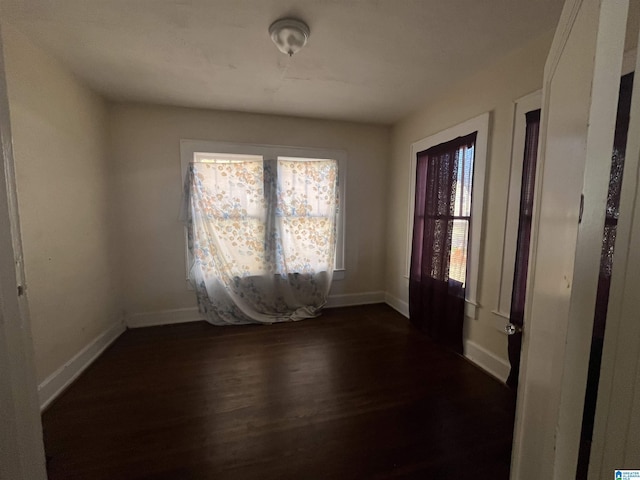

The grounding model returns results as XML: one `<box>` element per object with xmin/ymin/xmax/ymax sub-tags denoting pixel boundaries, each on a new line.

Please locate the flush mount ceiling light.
<box><xmin>269</xmin><ymin>18</ymin><xmax>310</xmax><ymax>57</ymax></box>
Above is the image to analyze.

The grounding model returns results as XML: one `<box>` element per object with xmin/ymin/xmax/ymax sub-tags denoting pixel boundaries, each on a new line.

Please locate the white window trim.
<box><xmin>405</xmin><ymin>112</ymin><xmax>490</xmax><ymax>320</ymax></box>
<box><xmin>493</xmin><ymin>91</ymin><xmax>542</xmax><ymax>332</ymax></box>
<box><xmin>180</xmin><ymin>140</ymin><xmax>347</xmax><ymax>284</ymax></box>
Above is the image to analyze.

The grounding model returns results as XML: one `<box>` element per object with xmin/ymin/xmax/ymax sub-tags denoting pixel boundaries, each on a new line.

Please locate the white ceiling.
<box><xmin>0</xmin><ymin>0</ymin><xmax>564</xmax><ymax>124</ymax></box>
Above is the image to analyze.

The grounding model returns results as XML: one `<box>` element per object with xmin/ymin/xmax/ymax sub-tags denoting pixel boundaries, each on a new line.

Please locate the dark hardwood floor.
<box><xmin>42</xmin><ymin>304</ymin><xmax>516</xmax><ymax>479</ymax></box>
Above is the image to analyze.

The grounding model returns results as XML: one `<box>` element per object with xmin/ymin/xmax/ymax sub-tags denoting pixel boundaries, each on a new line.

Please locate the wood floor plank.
<box><xmin>42</xmin><ymin>304</ymin><xmax>515</xmax><ymax>479</ymax></box>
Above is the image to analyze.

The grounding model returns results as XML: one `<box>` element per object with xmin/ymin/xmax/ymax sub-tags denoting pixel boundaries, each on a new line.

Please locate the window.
<box><xmin>189</xmin><ymin>152</ymin><xmax>267</xmax><ymax>277</ymax></box>
<box><xmin>407</xmin><ymin>113</ymin><xmax>490</xmax><ymax>319</ymax></box>
<box><xmin>449</xmin><ymin>141</ymin><xmax>475</xmax><ymax>285</ymax></box>
<box><xmin>181</xmin><ymin>141</ymin><xmax>346</xmax><ymax>281</ymax></box>
<box><xmin>494</xmin><ymin>91</ymin><xmax>541</xmax><ymax>326</ymax></box>
<box><xmin>276</xmin><ymin>157</ymin><xmax>339</xmax><ymax>274</ymax></box>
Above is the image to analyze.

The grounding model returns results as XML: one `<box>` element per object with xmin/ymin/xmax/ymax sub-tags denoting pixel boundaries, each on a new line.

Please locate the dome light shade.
<box><xmin>269</xmin><ymin>18</ymin><xmax>310</xmax><ymax>57</ymax></box>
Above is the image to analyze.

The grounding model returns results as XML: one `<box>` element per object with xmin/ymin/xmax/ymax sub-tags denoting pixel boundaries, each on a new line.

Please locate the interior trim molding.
<box><xmin>38</xmin><ymin>320</ymin><xmax>126</xmax><ymax>411</ymax></box>
<box><xmin>325</xmin><ymin>291</ymin><xmax>385</xmax><ymax>308</ymax></box>
<box><xmin>384</xmin><ymin>292</ymin><xmax>409</xmax><ymax>318</ymax></box>
<box><xmin>126</xmin><ymin>291</ymin><xmax>387</xmax><ymax>329</ymax></box>
<box><xmin>464</xmin><ymin>301</ymin><xmax>478</xmax><ymax>320</ymax></box>
<box><xmin>463</xmin><ymin>339</ymin><xmax>510</xmax><ymax>383</ymax></box>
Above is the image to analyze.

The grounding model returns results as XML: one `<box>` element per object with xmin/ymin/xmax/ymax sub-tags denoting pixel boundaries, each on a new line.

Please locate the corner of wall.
<box><xmin>4</xmin><ymin>26</ymin><xmax>125</xmax><ymax>387</ymax></box>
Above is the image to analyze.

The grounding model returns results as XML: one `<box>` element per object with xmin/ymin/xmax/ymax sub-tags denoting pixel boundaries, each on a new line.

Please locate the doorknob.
<box><xmin>505</xmin><ymin>323</ymin><xmax>522</xmax><ymax>335</ymax></box>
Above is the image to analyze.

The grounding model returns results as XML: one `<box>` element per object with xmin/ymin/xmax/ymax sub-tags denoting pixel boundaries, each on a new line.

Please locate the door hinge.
<box><xmin>579</xmin><ymin>194</ymin><xmax>584</xmax><ymax>224</ymax></box>
<box><xmin>17</xmin><ymin>284</ymin><xmax>24</xmax><ymax>296</ymax></box>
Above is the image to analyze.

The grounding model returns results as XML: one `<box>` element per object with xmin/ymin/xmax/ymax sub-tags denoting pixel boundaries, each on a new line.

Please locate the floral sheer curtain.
<box><xmin>184</xmin><ymin>154</ymin><xmax>338</xmax><ymax>325</ymax></box>
<box><xmin>409</xmin><ymin>133</ymin><xmax>476</xmax><ymax>354</ymax></box>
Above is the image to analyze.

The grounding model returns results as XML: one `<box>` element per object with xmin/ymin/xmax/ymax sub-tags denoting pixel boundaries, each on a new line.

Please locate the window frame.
<box><xmin>493</xmin><ymin>91</ymin><xmax>542</xmax><ymax>329</ymax></box>
<box><xmin>406</xmin><ymin>112</ymin><xmax>490</xmax><ymax>319</ymax></box>
<box><xmin>180</xmin><ymin>140</ymin><xmax>347</xmax><ymax>284</ymax></box>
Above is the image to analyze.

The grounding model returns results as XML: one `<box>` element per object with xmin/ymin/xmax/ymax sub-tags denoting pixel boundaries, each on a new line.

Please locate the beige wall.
<box><xmin>3</xmin><ymin>27</ymin><xmax>121</xmax><ymax>384</ymax></box>
<box><xmin>109</xmin><ymin>104</ymin><xmax>390</xmax><ymax>317</ymax></box>
<box><xmin>386</xmin><ymin>32</ymin><xmax>553</xmax><ymax>362</ymax></box>
<box><xmin>3</xmin><ymin>18</ymin><xmax>552</xmax><ymax>384</ymax></box>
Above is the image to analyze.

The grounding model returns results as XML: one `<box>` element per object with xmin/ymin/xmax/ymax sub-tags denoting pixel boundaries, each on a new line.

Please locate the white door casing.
<box><xmin>510</xmin><ymin>0</ymin><xmax>629</xmax><ymax>479</ymax></box>
<box><xmin>0</xmin><ymin>25</ymin><xmax>47</xmax><ymax>480</ymax></box>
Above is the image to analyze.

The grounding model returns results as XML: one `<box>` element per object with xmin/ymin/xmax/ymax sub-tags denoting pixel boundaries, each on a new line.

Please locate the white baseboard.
<box><xmin>38</xmin><ymin>320</ymin><xmax>125</xmax><ymax>411</ymax></box>
<box><xmin>463</xmin><ymin>339</ymin><xmax>510</xmax><ymax>383</ymax></box>
<box><xmin>126</xmin><ymin>307</ymin><xmax>204</xmax><ymax>328</ymax></box>
<box><xmin>325</xmin><ymin>291</ymin><xmax>385</xmax><ymax>308</ymax></box>
<box><xmin>384</xmin><ymin>292</ymin><xmax>409</xmax><ymax>318</ymax></box>
<box><xmin>126</xmin><ymin>292</ymin><xmax>386</xmax><ymax>328</ymax></box>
